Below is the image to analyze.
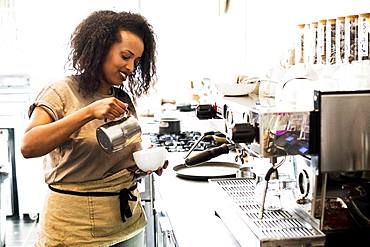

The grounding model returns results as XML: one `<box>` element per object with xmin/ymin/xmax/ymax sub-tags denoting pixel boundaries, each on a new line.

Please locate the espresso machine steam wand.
<box><xmin>258</xmin><ymin>156</ymin><xmax>286</xmax><ymax>219</ymax></box>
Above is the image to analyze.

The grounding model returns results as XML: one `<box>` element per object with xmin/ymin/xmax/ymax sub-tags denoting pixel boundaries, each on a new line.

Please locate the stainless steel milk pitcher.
<box><xmin>96</xmin><ymin>113</ymin><xmax>142</xmax><ymax>153</ymax></box>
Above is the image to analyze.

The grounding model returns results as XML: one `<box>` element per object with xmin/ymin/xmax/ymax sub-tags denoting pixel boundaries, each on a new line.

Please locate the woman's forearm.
<box><xmin>21</xmin><ymin>106</ymin><xmax>94</xmax><ymax>158</ymax></box>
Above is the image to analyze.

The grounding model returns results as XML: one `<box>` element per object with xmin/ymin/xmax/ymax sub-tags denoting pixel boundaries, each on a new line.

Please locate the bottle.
<box><xmin>317</xmin><ymin>19</ymin><xmax>327</xmax><ymax>64</ymax></box>
<box><xmin>326</xmin><ymin>18</ymin><xmax>336</xmax><ymax>64</ymax></box>
<box><xmin>336</xmin><ymin>16</ymin><xmax>345</xmax><ymax>63</ymax></box>
<box><xmin>358</xmin><ymin>13</ymin><xmax>370</xmax><ymax>60</ymax></box>
<box><xmin>345</xmin><ymin>15</ymin><xmax>359</xmax><ymax>63</ymax></box>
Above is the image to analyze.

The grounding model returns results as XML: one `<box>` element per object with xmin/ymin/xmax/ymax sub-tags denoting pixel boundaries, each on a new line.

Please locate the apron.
<box><xmin>35</xmin><ymin>169</ymin><xmax>147</xmax><ymax>247</ymax></box>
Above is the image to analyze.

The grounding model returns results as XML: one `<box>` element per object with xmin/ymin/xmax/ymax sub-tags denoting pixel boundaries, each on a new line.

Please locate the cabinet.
<box><xmin>0</xmin><ymin>74</ymin><xmax>46</xmax><ymax>219</ymax></box>
<box><xmin>0</xmin><ymin>158</ymin><xmax>9</xmax><ymax>247</ymax></box>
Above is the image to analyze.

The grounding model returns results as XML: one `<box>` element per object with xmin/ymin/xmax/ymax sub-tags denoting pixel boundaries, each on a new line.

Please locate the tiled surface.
<box><xmin>5</xmin><ymin>215</ymin><xmax>39</xmax><ymax>247</ymax></box>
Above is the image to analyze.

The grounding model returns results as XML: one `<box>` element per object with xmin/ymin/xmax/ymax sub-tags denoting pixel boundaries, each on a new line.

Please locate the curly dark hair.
<box><xmin>67</xmin><ymin>10</ymin><xmax>157</xmax><ymax>98</ymax></box>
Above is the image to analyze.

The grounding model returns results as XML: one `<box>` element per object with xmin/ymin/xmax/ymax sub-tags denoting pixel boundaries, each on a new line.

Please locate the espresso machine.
<box><xmin>199</xmin><ymin>89</ymin><xmax>370</xmax><ymax>246</ymax></box>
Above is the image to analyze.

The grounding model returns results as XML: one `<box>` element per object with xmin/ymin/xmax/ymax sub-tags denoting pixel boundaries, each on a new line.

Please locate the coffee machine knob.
<box><xmin>296</xmin><ymin>169</ymin><xmax>310</xmax><ymax>204</ymax></box>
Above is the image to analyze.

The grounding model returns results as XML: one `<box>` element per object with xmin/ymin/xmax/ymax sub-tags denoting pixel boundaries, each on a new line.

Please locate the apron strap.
<box><xmin>119</xmin><ymin>185</ymin><xmax>138</xmax><ymax>222</ymax></box>
<box><xmin>48</xmin><ymin>183</ymin><xmax>138</xmax><ymax>222</ymax></box>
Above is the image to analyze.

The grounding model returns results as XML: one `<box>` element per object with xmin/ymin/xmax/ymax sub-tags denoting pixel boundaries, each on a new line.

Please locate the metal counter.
<box><xmin>154</xmin><ymin>152</ymin><xmax>241</xmax><ymax>247</ymax></box>
<box><xmin>209</xmin><ymin>178</ymin><xmax>325</xmax><ymax>247</ymax></box>
<box><xmin>154</xmin><ymin>153</ymin><xmax>326</xmax><ymax>247</ymax></box>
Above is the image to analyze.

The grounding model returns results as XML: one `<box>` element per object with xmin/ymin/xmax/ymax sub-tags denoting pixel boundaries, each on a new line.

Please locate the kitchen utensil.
<box><xmin>133</xmin><ymin>147</ymin><xmax>168</xmax><ymax>172</ymax></box>
<box><xmin>96</xmin><ymin>113</ymin><xmax>142</xmax><ymax>153</ymax></box>
<box><xmin>257</xmin><ymin>157</ymin><xmax>284</xmax><ymax>219</ymax></box>
<box><xmin>159</xmin><ymin>117</ymin><xmax>181</xmax><ymax>135</ymax></box>
<box><xmin>173</xmin><ymin>161</ymin><xmax>240</xmax><ymax>181</ymax></box>
<box><xmin>184</xmin><ymin>144</ymin><xmax>232</xmax><ymax>167</ymax></box>
<box><xmin>176</xmin><ymin>103</ymin><xmax>197</xmax><ymax>112</ymax></box>
<box><xmin>183</xmin><ymin>131</ymin><xmax>227</xmax><ymax>159</ymax></box>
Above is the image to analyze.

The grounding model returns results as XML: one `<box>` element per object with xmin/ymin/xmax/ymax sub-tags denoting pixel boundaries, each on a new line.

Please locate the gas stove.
<box><xmin>148</xmin><ymin>131</ymin><xmax>219</xmax><ymax>152</ymax></box>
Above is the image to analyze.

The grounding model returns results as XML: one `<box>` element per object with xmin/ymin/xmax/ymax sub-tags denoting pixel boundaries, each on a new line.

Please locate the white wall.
<box><xmin>141</xmin><ymin>0</ymin><xmax>243</xmax><ymax>101</ymax></box>
<box><xmin>11</xmin><ymin>0</ymin><xmax>140</xmax><ymax>90</ymax></box>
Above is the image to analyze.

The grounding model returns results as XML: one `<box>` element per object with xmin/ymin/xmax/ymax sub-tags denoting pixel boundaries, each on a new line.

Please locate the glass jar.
<box><xmin>336</xmin><ymin>16</ymin><xmax>346</xmax><ymax>63</ymax></box>
<box><xmin>358</xmin><ymin>13</ymin><xmax>370</xmax><ymax>60</ymax></box>
<box><xmin>326</xmin><ymin>18</ymin><xmax>336</xmax><ymax>64</ymax></box>
<box><xmin>345</xmin><ymin>15</ymin><xmax>358</xmax><ymax>63</ymax></box>
<box><xmin>304</xmin><ymin>23</ymin><xmax>311</xmax><ymax>64</ymax></box>
<box><xmin>317</xmin><ymin>19</ymin><xmax>327</xmax><ymax>64</ymax></box>
<box><xmin>310</xmin><ymin>22</ymin><xmax>318</xmax><ymax>64</ymax></box>
<box><xmin>295</xmin><ymin>24</ymin><xmax>305</xmax><ymax>64</ymax></box>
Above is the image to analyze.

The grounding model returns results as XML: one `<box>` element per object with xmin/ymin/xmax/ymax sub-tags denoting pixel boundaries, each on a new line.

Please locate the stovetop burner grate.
<box><xmin>209</xmin><ymin>178</ymin><xmax>325</xmax><ymax>245</ymax></box>
<box><xmin>149</xmin><ymin>131</ymin><xmax>219</xmax><ymax>152</ymax></box>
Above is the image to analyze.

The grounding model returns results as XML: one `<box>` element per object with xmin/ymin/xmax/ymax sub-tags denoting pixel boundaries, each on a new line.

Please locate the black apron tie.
<box><xmin>119</xmin><ymin>186</ymin><xmax>138</xmax><ymax>222</ymax></box>
<box><xmin>48</xmin><ymin>183</ymin><xmax>138</xmax><ymax>223</ymax></box>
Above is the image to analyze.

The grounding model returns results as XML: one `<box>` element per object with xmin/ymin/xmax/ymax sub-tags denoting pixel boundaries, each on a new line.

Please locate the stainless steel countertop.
<box><xmin>154</xmin><ymin>151</ymin><xmax>241</xmax><ymax>247</ymax></box>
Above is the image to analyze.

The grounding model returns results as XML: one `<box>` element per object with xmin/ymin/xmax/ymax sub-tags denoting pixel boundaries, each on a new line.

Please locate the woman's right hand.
<box><xmin>21</xmin><ymin>97</ymin><xmax>129</xmax><ymax>158</ymax></box>
<box><xmin>88</xmin><ymin>97</ymin><xmax>129</xmax><ymax>120</ymax></box>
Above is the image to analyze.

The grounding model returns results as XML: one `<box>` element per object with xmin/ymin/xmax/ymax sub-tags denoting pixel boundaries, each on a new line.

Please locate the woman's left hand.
<box><xmin>134</xmin><ymin>160</ymin><xmax>169</xmax><ymax>179</ymax></box>
<box><xmin>152</xmin><ymin>160</ymin><xmax>169</xmax><ymax>176</ymax></box>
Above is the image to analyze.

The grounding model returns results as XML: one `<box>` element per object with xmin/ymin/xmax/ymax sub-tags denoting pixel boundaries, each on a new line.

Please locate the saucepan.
<box><xmin>159</xmin><ymin>117</ymin><xmax>181</xmax><ymax>135</ymax></box>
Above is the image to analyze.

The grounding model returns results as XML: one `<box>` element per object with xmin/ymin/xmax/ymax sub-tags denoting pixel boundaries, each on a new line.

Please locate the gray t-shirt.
<box><xmin>29</xmin><ymin>76</ymin><xmax>141</xmax><ymax>184</ymax></box>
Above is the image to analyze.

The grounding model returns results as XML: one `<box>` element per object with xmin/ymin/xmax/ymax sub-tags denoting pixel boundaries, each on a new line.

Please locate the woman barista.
<box><xmin>20</xmin><ymin>10</ymin><xmax>167</xmax><ymax>246</ymax></box>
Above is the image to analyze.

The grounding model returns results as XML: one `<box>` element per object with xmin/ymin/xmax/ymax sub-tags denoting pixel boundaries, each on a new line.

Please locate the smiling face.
<box><xmin>99</xmin><ymin>30</ymin><xmax>144</xmax><ymax>94</ymax></box>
